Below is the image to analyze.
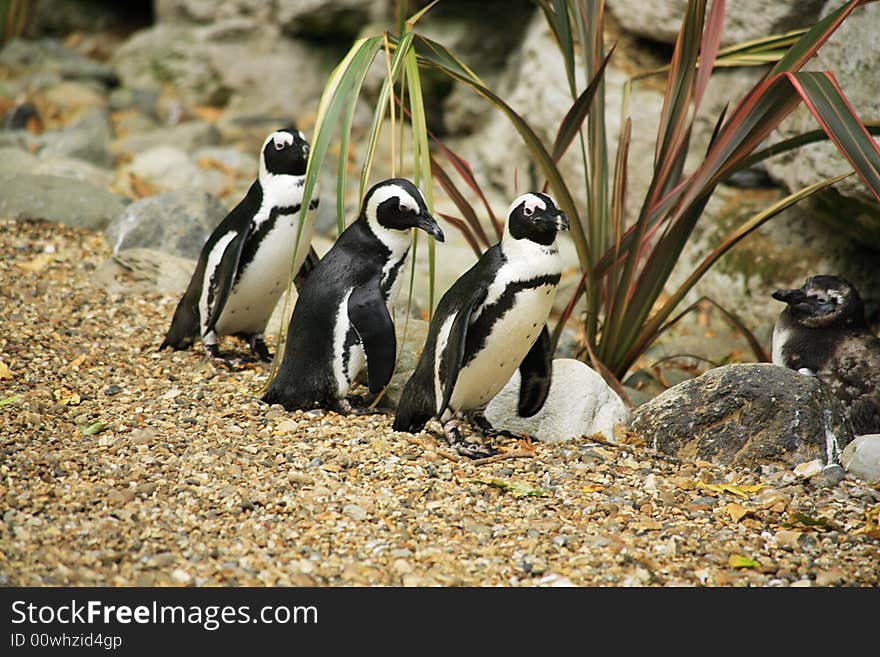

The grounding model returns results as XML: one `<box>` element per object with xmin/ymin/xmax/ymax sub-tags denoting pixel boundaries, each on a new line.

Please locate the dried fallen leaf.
<box><xmin>698</xmin><ymin>481</ymin><xmax>765</xmax><ymax>498</ymax></box>
<box><xmin>783</xmin><ymin>511</ymin><xmax>832</xmax><ymax>530</ymax></box>
<box><xmin>724</xmin><ymin>502</ymin><xmax>752</xmax><ymax>523</ymax></box>
<box><xmin>68</xmin><ymin>354</ymin><xmax>86</xmax><ymax>370</ymax></box>
<box><xmin>581</xmin><ymin>484</ymin><xmax>605</xmax><ymax>493</ymax></box>
<box><xmin>863</xmin><ymin>506</ymin><xmax>880</xmax><ymax>539</ymax></box>
<box><xmin>16</xmin><ymin>252</ymin><xmax>54</xmax><ymax>272</ymax></box>
<box><xmin>81</xmin><ymin>421</ymin><xmax>107</xmax><ymax>436</ymax></box>
<box><xmin>472</xmin><ymin>479</ymin><xmax>548</xmax><ymax>498</ymax></box>
<box><xmin>728</xmin><ymin>554</ymin><xmax>759</xmax><ymax>569</ymax></box>
<box><xmin>0</xmin><ymin>361</ymin><xmax>12</xmax><ymax>380</ymax></box>
<box><xmin>53</xmin><ymin>389</ymin><xmax>81</xmax><ymax>406</ymax></box>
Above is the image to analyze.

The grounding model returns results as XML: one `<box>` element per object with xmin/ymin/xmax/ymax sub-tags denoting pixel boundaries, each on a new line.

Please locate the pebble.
<box><xmin>342</xmin><ymin>504</ymin><xmax>367</xmax><ymax>521</ymax></box>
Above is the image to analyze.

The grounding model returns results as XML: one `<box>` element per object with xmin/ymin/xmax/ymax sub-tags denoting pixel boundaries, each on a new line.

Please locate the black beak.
<box><xmin>772</xmin><ymin>288</ymin><xmax>805</xmax><ymax>305</ymax></box>
<box><xmin>537</xmin><ymin>211</ymin><xmax>569</xmax><ymax>232</ymax></box>
<box><xmin>556</xmin><ymin>212</ymin><xmax>570</xmax><ymax>231</ymax></box>
<box><xmin>416</xmin><ymin>213</ymin><xmax>445</xmax><ymax>242</ymax></box>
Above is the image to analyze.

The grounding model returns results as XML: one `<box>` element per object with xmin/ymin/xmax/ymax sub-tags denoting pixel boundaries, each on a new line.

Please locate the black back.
<box><xmin>261</xmin><ymin>217</ymin><xmax>395</xmax><ymax>411</ymax></box>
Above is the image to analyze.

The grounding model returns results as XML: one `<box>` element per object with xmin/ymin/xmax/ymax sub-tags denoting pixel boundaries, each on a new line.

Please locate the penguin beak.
<box><xmin>555</xmin><ymin>212</ymin><xmax>570</xmax><ymax>231</ymax></box>
<box><xmin>537</xmin><ymin>211</ymin><xmax>569</xmax><ymax>232</ymax></box>
<box><xmin>416</xmin><ymin>213</ymin><xmax>445</xmax><ymax>242</ymax></box>
<box><xmin>772</xmin><ymin>288</ymin><xmax>805</xmax><ymax>305</ymax></box>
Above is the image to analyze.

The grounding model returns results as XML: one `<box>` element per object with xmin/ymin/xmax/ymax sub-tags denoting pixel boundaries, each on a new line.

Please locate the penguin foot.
<box><xmin>204</xmin><ymin>344</ymin><xmax>251</xmax><ymax>370</ymax></box>
<box><xmin>470</xmin><ymin>413</ymin><xmax>521</xmax><ymax>440</ymax></box>
<box><xmin>444</xmin><ymin>420</ymin><xmax>499</xmax><ymax>459</ymax></box>
<box><xmin>248</xmin><ymin>337</ymin><xmax>272</xmax><ymax>363</ymax></box>
<box><xmin>329</xmin><ymin>398</ymin><xmax>381</xmax><ymax>416</ymax></box>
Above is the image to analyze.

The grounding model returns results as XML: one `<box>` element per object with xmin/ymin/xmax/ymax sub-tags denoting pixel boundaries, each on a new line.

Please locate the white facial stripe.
<box><xmin>507</xmin><ymin>193</ymin><xmax>547</xmax><ymax>219</ymax></box>
<box><xmin>269</xmin><ymin>131</ymin><xmax>293</xmax><ymax>151</ymax></box>
<box><xmin>298</xmin><ymin>131</ymin><xmax>306</xmax><ymax>141</ymax></box>
<box><xmin>366</xmin><ymin>184</ymin><xmax>422</xmax><ymax>220</ymax></box>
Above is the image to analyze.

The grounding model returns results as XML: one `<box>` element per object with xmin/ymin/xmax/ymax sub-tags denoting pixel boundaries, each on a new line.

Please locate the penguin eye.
<box><xmin>274</xmin><ymin>141</ymin><xmax>286</xmax><ymax>151</ymax></box>
<box><xmin>399</xmin><ymin>203</ymin><xmax>415</xmax><ymax>214</ymax></box>
<box><xmin>523</xmin><ymin>206</ymin><xmax>534</xmax><ymax>217</ymax></box>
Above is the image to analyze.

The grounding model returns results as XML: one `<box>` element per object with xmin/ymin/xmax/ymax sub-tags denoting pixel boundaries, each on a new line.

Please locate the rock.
<box><xmin>277</xmin><ymin>0</ymin><xmax>385</xmax><ymax>38</ymax></box>
<box><xmin>111</xmin><ymin>121</ymin><xmax>222</xmax><ymax>158</ymax></box>
<box><xmin>0</xmin><ymin>38</ymin><xmax>119</xmax><ymax>87</ymax></box>
<box><xmin>111</xmin><ymin>23</ymin><xmax>329</xmax><ymax>116</ymax></box>
<box><xmin>104</xmin><ymin>189</ymin><xmax>228</xmax><ymax>258</ymax></box>
<box><xmin>124</xmin><ymin>145</ymin><xmax>225</xmax><ymax>195</ymax></box>
<box><xmin>31</xmin><ymin>156</ymin><xmax>115</xmax><ymax>189</ymax></box>
<box><xmin>764</xmin><ymin>1</ymin><xmax>880</xmax><ymax>215</ymax></box>
<box><xmin>840</xmin><ymin>434</ymin><xmax>880</xmax><ymax>483</ymax></box>
<box><xmin>0</xmin><ymin>173</ymin><xmax>126</xmax><ymax>231</ymax></box>
<box><xmin>36</xmin><ymin>109</ymin><xmax>113</xmax><ymax>167</ymax></box>
<box><xmin>155</xmin><ymin>0</ymin><xmax>275</xmax><ymax>25</ymax></box>
<box><xmin>93</xmin><ymin>248</ymin><xmax>196</xmax><ymax>296</ymax></box>
<box><xmin>0</xmin><ymin>147</ymin><xmax>37</xmax><ymax>178</ymax></box>
<box><xmin>630</xmin><ymin>363</ymin><xmax>854</xmax><ymax>467</ymax></box>
<box><xmin>342</xmin><ymin>503</ymin><xmax>367</xmax><ymax>521</ymax></box>
<box><xmin>606</xmin><ymin>0</ymin><xmax>825</xmax><ymax>46</ymax></box>
<box><xmin>41</xmin><ymin>80</ymin><xmax>107</xmax><ymax>113</ymax></box>
<box><xmin>485</xmin><ymin>359</ymin><xmax>630</xmax><ymax>443</ymax></box>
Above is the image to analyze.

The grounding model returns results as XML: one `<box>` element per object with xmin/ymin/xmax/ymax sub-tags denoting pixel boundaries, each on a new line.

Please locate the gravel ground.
<box><xmin>1</xmin><ymin>218</ymin><xmax>879</xmax><ymax>587</ymax></box>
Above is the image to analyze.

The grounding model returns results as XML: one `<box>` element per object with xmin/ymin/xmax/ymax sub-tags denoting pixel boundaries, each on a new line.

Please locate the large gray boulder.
<box><xmin>104</xmin><ymin>189</ymin><xmax>228</xmax><ymax>258</ymax></box>
<box><xmin>485</xmin><ymin>358</ymin><xmax>630</xmax><ymax>443</ymax></box>
<box><xmin>630</xmin><ymin>363</ymin><xmax>854</xmax><ymax>467</ymax></box>
<box><xmin>0</xmin><ymin>173</ymin><xmax>127</xmax><ymax>231</ymax></box>
<box><xmin>111</xmin><ymin>22</ymin><xmax>329</xmax><ymax>117</ymax></box>
<box><xmin>93</xmin><ymin>248</ymin><xmax>196</xmax><ymax>296</ymax></box>
<box><xmin>606</xmin><ymin>0</ymin><xmax>825</xmax><ymax>46</ymax></box>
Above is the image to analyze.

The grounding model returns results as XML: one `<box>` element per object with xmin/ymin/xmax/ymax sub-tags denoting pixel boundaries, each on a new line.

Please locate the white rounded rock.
<box><xmin>484</xmin><ymin>358</ymin><xmax>629</xmax><ymax>443</ymax></box>
<box><xmin>841</xmin><ymin>434</ymin><xmax>880</xmax><ymax>483</ymax></box>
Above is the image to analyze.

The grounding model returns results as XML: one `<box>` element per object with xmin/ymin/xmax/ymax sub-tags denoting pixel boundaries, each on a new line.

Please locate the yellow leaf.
<box><xmin>0</xmin><ymin>361</ymin><xmax>12</xmax><ymax>380</ymax></box>
<box><xmin>16</xmin><ymin>252</ymin><xmax>54</xmax><ymax>272</ymax></box>
<box><xmin>724</xmin><ymin>502</ymin><xmax>751</xmax><ymax>522</ymax></box>
<box><xmin>728</xmin><ymin>554</ymin><xmax>759</xmax><ymax>569</ymax></box>
<box><xmin>581</xmin><ymin>484</ymin><xmax>605</xmax><ymax>493</ymax></box>
<box><xmin>698</xmin><ymin>481</ymin><xmax>765</xmax><ymax>498</ymax></box>
<box><xmin>68</xmin><ymin>354</ymin><xmax>86</xmax><ymax>369</ymax></box>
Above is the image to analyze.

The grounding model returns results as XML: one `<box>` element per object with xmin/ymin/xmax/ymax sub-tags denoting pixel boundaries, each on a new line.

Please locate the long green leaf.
<box><xmin>265</xmin><ymin>36</ymin><xmax>382</xmax><ymax>389</ymax></box>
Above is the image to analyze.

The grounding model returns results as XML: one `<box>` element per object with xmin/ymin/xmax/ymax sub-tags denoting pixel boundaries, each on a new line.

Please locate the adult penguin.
<box><xmin>262</xmin><ymin>178</ymin><xmax>444</xmax><ymax>413</ymax></box>
<box><xmin>393</xmin><ymin>192</ymin><xmax>569</xmax><ymax>458</ymax></box>
<box><xmin>160</xmin><ymin>127</ymin><xmax>318</xmax><ymax>364</ymax></box>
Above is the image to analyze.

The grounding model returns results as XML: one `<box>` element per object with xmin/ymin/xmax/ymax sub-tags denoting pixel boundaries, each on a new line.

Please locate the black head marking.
<box><xmin>261</xmin><ymin>128</ymin><xmax>310</xmax><ymax>177</ymax></box>
<box><xmin>362</xmin><ymin>177</ymin><xmax>444</xmax><ymax>241</ymax></box>
<box><xmin>772</xmin><ymin>274</ymin><xmax>867</xmax><ymax>329</ymax></box>
<box><xmin>507</xmin><ymin>192</ymin><xmax>569</xmax><ymax>245</ymax></box>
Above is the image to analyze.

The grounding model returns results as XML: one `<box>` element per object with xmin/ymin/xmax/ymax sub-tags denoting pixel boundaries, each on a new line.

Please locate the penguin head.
<box><xmin>260</xmin><ymin>128</ymin><xmax>310</xmax><ymax>178</ymax></box>
<box><xmin>506</xmin><ymin>193</ymin><xmax>569</xmax><ymax>246</ymax></box>
<box><xmin>362</xmin><ymin>177</ymin><xmax>445</xmax><ymax>242</ymax></box>
<box><xmin>772</xmin><ymin>274</ymin><xmax>867</xmax><ymax>329</ymax></box>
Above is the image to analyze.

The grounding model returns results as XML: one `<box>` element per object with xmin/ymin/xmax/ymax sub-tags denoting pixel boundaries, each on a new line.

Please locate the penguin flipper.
<box><xmin>516</xmin><ymin>325</ymin><xmax>552</xmax><ymax>417</ymax></box>
<box><xmin>293</xmin><ymin>246</ymin><xmax>320</xmax><ymax>291</ymax></box>
<box><xmin>437</xmin><ymin>291</ymin><xmax>486</xmax><ymax>418</ymax></box>
<box><xmin>348</xmin><ymin>283</ymin><xmax>396</xmax><ymax>393</ymax></box>
<box><xmin>203</xmin><ymin>228</ymin><xmax>250</xmax><ymax>335</ymax></box>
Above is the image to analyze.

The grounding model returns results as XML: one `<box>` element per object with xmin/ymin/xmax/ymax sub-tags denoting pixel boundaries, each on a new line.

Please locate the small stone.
<box><xmin>277</xmin><ymin>418</ymin><xmax>300</xmax><ymax>433</ymax></box>
<box><xmin>170</xmin><ymin>568</ymin><xmax>192</xmax><ymax>584</ymax></box>
<box><xmin>775</xmin><ymin>529</ymin><xmax>802</xmax><ymax>549</ymax></box>
<box><xmin>342</xmin><ymin>504</ymin><xmax>367</xmax><ymax>521</ymax></box>
<box><xmin>287</xmin><ymin>471</ymin><xmax>313</xmax><ymax>486</ymax></box>
<box><xmin>136</xmin><ymin>482</ymin><xmax>158</xmax><ymax>495</ymax></box>
<box><xmin>794</xmin><ymin>460</ymin><xmax>823</xmax><ymax>478</ymax></box>
<box><xmin>814</xmin><ymin>567</ymin><xmax>845</xmax><ymax>587</ymax></box>
<box><xmin>105</xmin><ymin>384</ymin><xmax>123</xmax><ymax>396</ymax></box>
<box><xmin>108</xmin><ymin>488</ymin><xmax>135</xmax><ymax>504</ymax></box>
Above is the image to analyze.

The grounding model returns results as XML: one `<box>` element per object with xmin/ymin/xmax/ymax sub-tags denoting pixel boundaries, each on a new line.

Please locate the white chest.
<box><xmin>445</xmin><ymin>282</ymin><xmax>557</xmax><ymax>418</ymax></box>
<box><xmin>213</xmin><ymin>209</ymin><xmax>313</xmax><ymax>336</ymax></box>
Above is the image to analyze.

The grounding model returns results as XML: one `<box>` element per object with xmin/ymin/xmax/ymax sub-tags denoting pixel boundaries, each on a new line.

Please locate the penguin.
<box><xmin>393</xmin><ymin>192</ymin><xmax>569</xmax><ymax>458</ymax></box>
<box><xmin>261</xmin><ymin>178</ymin><xmax>445</xmax><ymax>413</ymax></box>
<box><xmin>160</xmin><ymin>127</ymin><xmax>320</xmax><ymax>364</ymax></box>
<box><xmin>772</xmin><ymin>274</ymin><xmax>880</xmax><ymax>435</ymax></box>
